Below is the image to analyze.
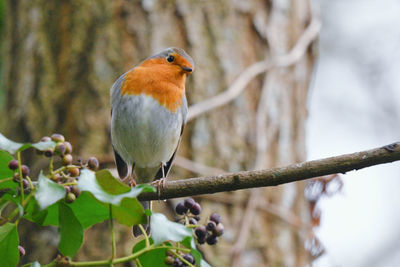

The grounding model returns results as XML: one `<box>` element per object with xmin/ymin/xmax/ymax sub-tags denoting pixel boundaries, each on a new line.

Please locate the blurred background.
<box><xmin>0</xmin><ymin>0</ymin><xmax>399</xmax><ymax>266</ymax></box>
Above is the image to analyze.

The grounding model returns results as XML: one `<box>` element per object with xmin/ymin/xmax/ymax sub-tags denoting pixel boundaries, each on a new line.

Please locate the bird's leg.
<box><xmin>130</xmin><ymin>172</ymin><xmax>137</xmax><ymax>187</ymax></box>
<box><xmin>151</xmin><ymin>162</ymin><xmax>167</xmax><ymax>199</ymax></box>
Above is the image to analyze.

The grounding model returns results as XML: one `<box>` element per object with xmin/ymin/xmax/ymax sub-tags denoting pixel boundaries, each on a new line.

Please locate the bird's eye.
<box><xmin>167</xmin><ymin>55</ymin><xmax>174</xmax><ymax>63</ymax></box>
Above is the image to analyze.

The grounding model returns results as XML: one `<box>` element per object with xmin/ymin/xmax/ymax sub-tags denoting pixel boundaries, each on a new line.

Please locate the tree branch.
<box><xmin>139</xmin><ymin>143</ymin><xmax>400</xmax><ymax>201</ymax></box>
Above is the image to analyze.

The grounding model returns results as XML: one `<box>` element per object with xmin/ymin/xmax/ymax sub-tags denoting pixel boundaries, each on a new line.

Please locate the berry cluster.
<box><xmin>175</xmin><ymin>198</ymin><xmax>224</xmax><ymax>246</ymax></box>
<box><xmin>8</xmin><ymin>159</ymin><xmax>31</xmax><ymax>194</ymax></box>
<box><xmin>165</xmin><ymin>250</ymin><xmax>195</xmax><ymax>267</ymax></box>
<box><xmin>8</xmin><ymin>133</ymin><xmax>100</xmax><ymax>204</ymax></box>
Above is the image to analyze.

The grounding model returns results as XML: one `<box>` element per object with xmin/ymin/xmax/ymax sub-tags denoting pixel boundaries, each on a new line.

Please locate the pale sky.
<box><xmin>308</xmin><ymin>0</ymin><xmax>400</xmax><ymax>266</ymax></box>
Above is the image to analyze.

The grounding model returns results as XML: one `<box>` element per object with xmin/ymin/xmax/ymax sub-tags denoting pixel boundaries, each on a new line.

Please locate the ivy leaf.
<box><xmin>78</xmin><ymin>169</ymin><xmax>155</xmax><ymax>205</ymax></box>
<box><xmin>132</xmin><ymin>239</ymin><xmax>171</xmax><ymax>267</ymax></box>
<box><xmin>0</xmin><ymin>150</ymin><xmax>16</xmax><ymax>189</ymax></box>
<box><xmin>0</xmin><ymin>133</ymin><xmax>55</xmax><ymax>154</ymax></box>
<box><xmin>112</xmin><ymin>197</ymin><xmax>146</xmax><ymax>226</ymax></box>
<box><xmin>78</xmin><ymin>170</ymin><xmax>152</xmax><ymax>226</ymax></box>
<box><xmin>0</xmin><ymin>223</ymin><xmax>19</xmax><ymax>267</ymax></box>
<box><xmin>150</xmin><ymin>213</ymin><xmax>192</xmax><ymax>245</ymax></box>
<box><xmin>35</xmin><ymin>172</ymin><xmax>66</xmax><ymax>210</ymax></box>
<box><xmin>24</xmin><ymin>199</ymin><xmax>59</xmax><ymax>226</ymax></box>
<box><xmin>95</xmin><ymin>169</ymin><xmax>130</xmax><ymax>194</ymax></box>
<box><xmin>0</xmin><ymin>134</ymin><xmax>23</xmax><ymax>154</ymax></box>
<box><xmin>68</xmin><ymin>191</ymin><xmax>109</xmax><ymax>229</ymax></box>
<box><xmin>58</xmin><ymin>202</ymin><xmax>83</xmax><ymax>257</ymax></box>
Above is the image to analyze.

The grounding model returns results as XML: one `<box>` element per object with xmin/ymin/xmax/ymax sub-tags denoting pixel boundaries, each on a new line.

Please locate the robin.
<box><xmin>110</xmin><ymin>47</ymin><xmax>194</xmax><ymax>236</ymax></box>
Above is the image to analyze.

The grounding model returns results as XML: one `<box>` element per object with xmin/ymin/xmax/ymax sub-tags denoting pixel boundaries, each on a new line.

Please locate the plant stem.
<box><xmin>17</xmin><ymin>152</ymin><xmax>24</xmax><ymax>203</ymax></box>
<box><xmin>138</xmin><ymin>224</ymin><xmax>150</xmax><ymax>247</ymax></box>
<box><xmin>62</xmin><ymin>181</ymin><xmax>77</xmax><ymax>186</ymax></box>
<box><xmin>8</xmin><ymin>193</ymin><xmax>33</xmax><ymax>223</ymax></box>
<box><xmin>135</xmin><ymin>259</ymin><xmax>143</xmax><ymax>267</ymax></box>
<box><xmin>109</xmin><ymin>205</ymin><xmax>116</xmax><ymax>264</ymax></box>
<box><xmin>49</xmin><ymin>156</ymin><xmax>54</xmax><ymax>173</ymax></box>
<box><xmin>25</xmin><ymin>176</ymin><xmax>34</xmax><ymax>190</ymax></box>
<box><xmin>0</xmin><ymin>177</ymin><xmax>13</xmax><ymax>183</ymax></box>
<box><xmin>67</xmin><ymin>245</ymin><xmax>190</xmax><ymax>266</ymax></box>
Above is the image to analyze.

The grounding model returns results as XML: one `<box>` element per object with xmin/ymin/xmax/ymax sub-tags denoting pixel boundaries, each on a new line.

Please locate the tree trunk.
<box><xmin>1</xmin><ymin>0</ymin><xmax>316</xmax><ymax>266</ymax></box>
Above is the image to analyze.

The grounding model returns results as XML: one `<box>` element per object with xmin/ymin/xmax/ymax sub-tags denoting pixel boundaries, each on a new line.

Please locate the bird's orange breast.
<box><xmin>121</xmin><ymin>58</ymin><xmax>186</xmax><ymax>112</ymax></box>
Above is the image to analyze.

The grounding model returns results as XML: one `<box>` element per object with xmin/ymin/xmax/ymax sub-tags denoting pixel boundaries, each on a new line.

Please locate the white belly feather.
<box><xmin>111</xmin><ymin>94</ymin><xmax>183</xmax><ymax>168</ymax></box>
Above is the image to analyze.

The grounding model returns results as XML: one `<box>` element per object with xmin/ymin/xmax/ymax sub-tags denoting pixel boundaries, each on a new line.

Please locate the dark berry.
<box><xmin>197</xmin><ymin>236</ymin><xmax>206</xmax><ymax>245</ymax></box>
<box><xmin>51</xmin><ymin>133</ymin><xmax>65</xmax><ymax>143</ymax></box>
<box><xmin>8</xmin><ymin>160</ymin><xmax>19</xmax><ymax>170</ymax></box>
<box><xmin>55</xmin><ymin>143</ymin><xmax>66</xmax><ymax>155</ymax></box>
<box><xmin>65</xmin><ymin>192</ymin><xmax>76</xmax><ymax>203</ymax></box>
<box><xmin>195</xmin><ymin>226</ymin><xmax>207</xmax><ymax>239</ymax></box>
<box><xmin>52</xmin><ymin>173</ymin><xmax>62</xmax><ymax>182</ymax></box>
<box><xmin>206</xmin><ymin>234</ymin><xmax>218</xmax><ymax>245</ymax></box>
<box><xmin>18</xmin><ymin>245</ymin><xmax>25</xmax><ymax>257</ymax></box>
<box><xmin>194</xmin><ymin>215</ymin><xmax>201</xmax><ymax>221</ymax></box>
<box><xmin>21</xmin><ymin>165</ymin><xmax>30</xmax><ymax>177</ymax></box>
<box><xmin>184</xmin><ymin>198</ymin><xmax>196</xmax><ymax>209</ymax></box>
<box><xmin>71</xmin><ymin>186</ymin><xmax>81</xmax><ymax>197</ymax></box>
<box><xmin>165</xmin><ymin>256</ymin><xmax>175</xmax><ymax>265</ymax></box>
<box><xmin>22</xmin><ymin>179</ymin><xmax>29</xmax><ymax>189</ymax></box>
<box><xmin>87</xmin><ymin>157</ymin><xmax>99</xmax><ymax>171</ymax></box>
<box><xmin>172</xmin><ymin>258</ymin><xmax>183</xmax><ymax>267</ymax></box>
<box><xmin>183</xmin><ymin>254</ymin><xmax>195</xmax><ymax>264</ymax></box>
<box><xmin>64</xmin><ymin>141</ymin><xmax>72</xmax><ymax>154</ymax></box>
<box><xmin>62</xmin><ymin>154</ymin><xmax>73</xmax><ymax>165</ymax></box>
<box><xmin>214</xmin><ymin>223</ymin><xmax>224</xmax><ymax>236</ymax></box>
<box><xmin>190</xmin><ymin>203</ymin><xmax>201</xmax><ymax>215</ymax></box>
<box><xmin>41</xmin><ymin>136</ymin><xmax>52</xmax><ymax>142</ymax></box>
<box><xmin>13</xmin><ymin>173</ymin><xmax>20</xmax><ymax>182</ymax></box>
<box><xmin>68</xmin><ymin>167</ymin><xmax>80</xmax><ymax>177</ymax></box>
<box><xmin>188</xmin><ymin>218</ymin><xmax>197</xmax><ymax>225</ymax></box>
<box><xmin>175</xmin><ymin>202</ymin><xmax>188</xmax><ymax>215</ymax></box>
<box><xmin>206</xmin><ymin>221</ymin><xmax>216</xmax><ymax>231</ymax></box>
<box><xmin>65</xmin><ymin>186</ymin><xmax>72</xmax><ymax>193</ymax></box>
<box><xmin>44</xmin><ymin>149</ymin><xmax>54</xmax><ymax>157</ymax></box>
<box><xmin>210</xmin><ymin>212</ymin><xmax>221</xmax><ymax>224</ymax></box>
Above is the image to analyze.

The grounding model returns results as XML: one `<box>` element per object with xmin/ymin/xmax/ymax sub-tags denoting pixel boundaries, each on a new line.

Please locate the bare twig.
<box><xmin>186</xmin><ymin>15</ymin><xmax>321</xmax><ymax>122</ymax></box>
<box><xmin>138</xmin><ymin>142</ymin><xmax>400</xmax><ymax>201</ymax></box>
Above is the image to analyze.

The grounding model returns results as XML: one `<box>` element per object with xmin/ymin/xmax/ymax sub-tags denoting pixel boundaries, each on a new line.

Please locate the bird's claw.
<box><xmin>151</xmin><ymin>178</ymin><xmax>166</xmax><ymax>200</ymax></box>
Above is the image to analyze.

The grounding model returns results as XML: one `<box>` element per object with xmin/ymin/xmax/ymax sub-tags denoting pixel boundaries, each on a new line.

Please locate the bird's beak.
<box><xmin>181</xmin><ymin>66</ymin><xmax>193</xmax><ymax>73</ymax></box>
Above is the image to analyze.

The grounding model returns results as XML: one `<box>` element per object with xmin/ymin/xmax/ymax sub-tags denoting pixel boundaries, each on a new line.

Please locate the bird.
<box><xmin>110</xmin><ymin>47</ymin><xmax>194</xmax><ymax>236</ymax></box>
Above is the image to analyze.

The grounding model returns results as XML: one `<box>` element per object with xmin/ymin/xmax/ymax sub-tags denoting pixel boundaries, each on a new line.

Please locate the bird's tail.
<box><xmin>133</xmin><ymin>200</ymin><xmax>151</xmax><ymax>237</ymax></box>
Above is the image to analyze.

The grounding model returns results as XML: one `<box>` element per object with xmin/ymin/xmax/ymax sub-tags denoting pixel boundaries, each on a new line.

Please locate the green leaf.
<box><xmin>0</xmin><ymin>223</ymin><xmax>19</xmax><ymax>267</ymax></box>
<box><xmin>58</xmin><ymin>202</ymin><xmax>83</xmax><ymax>257</ymax></box>
<box><xmin>31</xmin><ymin>141</ymin><xmax>56</xmax><ymax>151</ymax></box>
<box><xmin>112</xmin><ymin>197</ymin><xmax>146</xmax><ymax>226</ymax></box>
<box><xmin>0</xmin><ymin>133</ymin><xmax>55</xmax><ymax>155</ymax></box>
<box><xmin>0</xmin><ymin>134</ymin><xmax>23</xmax><ymax>154</ymax></box>
<box><xmin>26</xmin><ymin>192</ymin><xmax>109</xmax><ymax>229</ymax></box>
<box><xmin>68</xmin><ymin>191</ymin><xmax>109</xmax><ymax>229</ymax></box>
<box><xmin>78</xmin><ymin>169</ymin><xmax>155</xmax><ymax>205</ymax></box>
<box><xmin>0</xmin><ymin>150</ymin><xmax>16</xmax><ymax>189</ymax></box>
<box><xmin>35</xmin><ymin>172</ymin><xmax>66</xmax><ymax>210</ymax></box>
<box><xmin>24</xmin><ymin>199</ymin><xmax>59</xmax><ymax>226</ymax></box>
<box><xmin>0</xmin><ymin>133</ymin><xmax>55</xmax><ymax>154</ymax></box>
<box><xmin>132</xmin><ymin>239</ymin><xmax>171</xmax><ymax>267</ymax></box>
<box><xmin>96</xmin><ymin>169</ymin><xmax>130</xmax><ymax>194</ymax></box>
<box><xmin>150</xmin><ymin>213</ymin><xmax>192</xmax><ymax>245</ymax></box>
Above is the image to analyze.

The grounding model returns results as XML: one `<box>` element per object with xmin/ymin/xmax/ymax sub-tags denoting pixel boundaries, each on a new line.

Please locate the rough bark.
<box><xmin>1</xmin><ymin>0</ymin><xmax>316</xmax><ymax>266</ymax></box>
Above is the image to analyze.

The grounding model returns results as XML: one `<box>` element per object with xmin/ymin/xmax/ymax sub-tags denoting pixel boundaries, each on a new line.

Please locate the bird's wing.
<box><xmin>113</xmin><ymin>146</ymin><xmax>128</xmax><ymax>179</ymax></box>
